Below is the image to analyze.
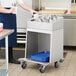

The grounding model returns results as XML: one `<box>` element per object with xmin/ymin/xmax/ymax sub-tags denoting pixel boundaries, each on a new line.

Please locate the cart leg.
<box><xmin>39</xmin><ymin>65</ymin><xmax>46</xmax><ymax>73</ymax></box>
<box><xmin>5</xmin><ymin>36</ymin><xmax>8</xmax><ymax>76</ymax></box>
<box><xmin>21</xmin><ymin>61</ymin><xmax>27</xmax><ymax>69</ymax></box>
<box><xmin>54</xmin><ymin>61</ymin><xmax>59</xmax><ymax>68</ymax></box>
<box><xmin>60</xmin><ymin>58</ymin><xmax>64</xmax><ymax>62</ymax></box>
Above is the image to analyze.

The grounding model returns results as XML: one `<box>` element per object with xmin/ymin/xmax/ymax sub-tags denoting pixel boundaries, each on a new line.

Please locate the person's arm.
<box><xmin>0</xmin><ymin>6</ymin><xmax>15</xmax><ymax>13</ymax></box>
<box><xmin>19</xmin><ymin>3</ymin><xmax>38</xmax><ymax>14</ymax></box>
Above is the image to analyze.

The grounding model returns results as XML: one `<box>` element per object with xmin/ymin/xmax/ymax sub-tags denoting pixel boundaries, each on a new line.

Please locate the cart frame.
<box><xmin>20</xmin><ymin>16</ymin><xmax>64</xmax><ymax>73</ymax></box>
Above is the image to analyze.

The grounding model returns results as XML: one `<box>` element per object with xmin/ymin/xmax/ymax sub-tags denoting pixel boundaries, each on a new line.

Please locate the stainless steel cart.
<box><xmin>20</xmin><ymin>15</ymin><xmax>64</xmax><ymax>73</ymax></box>
<box><xmin>0</xmin><ymin>29</ymin><xmax>14</xmax><ymax>76</ymax></box>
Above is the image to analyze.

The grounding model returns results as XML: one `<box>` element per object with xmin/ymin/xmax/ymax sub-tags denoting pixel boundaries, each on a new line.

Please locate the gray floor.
<box><xmin>0</xmin><ymin>50</ymin><xmax>76</xmax><ymax>76</ymax></box>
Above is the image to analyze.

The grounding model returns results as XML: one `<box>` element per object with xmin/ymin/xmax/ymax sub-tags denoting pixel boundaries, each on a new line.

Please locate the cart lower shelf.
<box><xmin>20</xmin><ymin>58</ymin><xmax>49</xmax><ymax>65</ymax></box>
<box><xmin>0</xmin><ymin>69</ymin><xmax>8</xmax><ymax>76</ymax></box>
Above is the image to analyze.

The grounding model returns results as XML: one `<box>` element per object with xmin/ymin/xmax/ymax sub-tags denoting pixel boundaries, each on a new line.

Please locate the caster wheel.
<box><xmin>39</xmin><ymin>65</ymin><xmax>45</xmax><ymax>73</ymax></box>
<box><xmin>21</xmin><ymin>61</ymin><xmax>27</xmax><ymax>69</ymax></box>
<box><xmin>54</xmin><ymin>61</ymin><xmax>59</xmax><ymax>68</ymax></box>
<box><xmin>60</xmin><ymin>59</ymin><xmax>64</xmax><ymax>62</ymax></box>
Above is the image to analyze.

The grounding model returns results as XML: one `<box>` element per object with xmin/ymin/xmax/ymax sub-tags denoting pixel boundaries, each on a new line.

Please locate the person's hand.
<box><xmin>30</xmin><ymin>10</ymin><xmax>39</xmax><ymax>14</ymax></box>
<box><xmin>8</xmin><ymin>8</ymin><xmax>15</xmax><ymax>13</ymax></box>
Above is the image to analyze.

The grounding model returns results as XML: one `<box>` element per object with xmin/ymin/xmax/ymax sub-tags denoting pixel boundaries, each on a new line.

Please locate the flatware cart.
<box><xmin>20</xmin><ymin>14</ymin><xmax>64</xmax><ymax>73</ymax></box>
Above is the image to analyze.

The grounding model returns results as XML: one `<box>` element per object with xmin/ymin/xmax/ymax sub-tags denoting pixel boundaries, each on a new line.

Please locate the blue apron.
<box><xmin>0</xmin><ymin>8</ymin><xmax>17</xmax><ymax>47</ymax></box>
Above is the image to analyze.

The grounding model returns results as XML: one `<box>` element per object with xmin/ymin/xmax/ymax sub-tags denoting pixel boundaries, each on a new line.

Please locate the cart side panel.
<box><xmin>51</xmin><ymin>29</ymin><xmax>63</xmax><ymax>63</ymax></box>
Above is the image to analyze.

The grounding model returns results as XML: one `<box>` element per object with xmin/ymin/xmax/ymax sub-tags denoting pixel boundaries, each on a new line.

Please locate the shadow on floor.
<box><xmin>0</xmin><ymin>48</ymin><xmax>25</xmax><ymax>59</ymax></box>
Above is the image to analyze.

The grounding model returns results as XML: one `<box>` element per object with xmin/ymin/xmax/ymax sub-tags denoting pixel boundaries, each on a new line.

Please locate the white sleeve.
<box><xmin>17</xmin><ymin>0</ymin><xmax>24</xmax><ymax>4</ymax></box>
<box><xmin>0</xmin><ymin>0</ymin><xmax>1</xmax><ymax>5</ymax></box>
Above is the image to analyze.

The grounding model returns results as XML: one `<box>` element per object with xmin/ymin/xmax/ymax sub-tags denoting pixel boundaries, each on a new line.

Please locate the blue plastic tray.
<box><xmin>30</xmin><ymin>51</ymin><xmax>50</xmax><ymax>62</ymax></box>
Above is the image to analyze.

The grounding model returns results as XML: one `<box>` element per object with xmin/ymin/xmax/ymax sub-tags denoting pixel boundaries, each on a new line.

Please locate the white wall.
<box><xmin>41</xmin><ymin>0</ymin><xmax>71</xmax><ymax>11</ymax></box>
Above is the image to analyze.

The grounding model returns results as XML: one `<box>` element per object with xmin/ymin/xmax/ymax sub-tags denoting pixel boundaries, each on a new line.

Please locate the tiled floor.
<box><xmin>0</xmin><ymin>50</ymin><xmax>76</xmax><ymax>76</ymax></box>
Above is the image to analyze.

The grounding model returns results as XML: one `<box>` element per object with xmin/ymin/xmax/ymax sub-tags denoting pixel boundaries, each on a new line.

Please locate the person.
<box><xmin>0</xmin><ymin>0</ymin><xmax>38</xmax><ymax>64</ymax></box>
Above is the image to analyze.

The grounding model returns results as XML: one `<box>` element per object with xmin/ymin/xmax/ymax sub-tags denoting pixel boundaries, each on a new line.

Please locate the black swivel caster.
<box><xmin>39</xmin><ymin>65</ymin><xmax>46</xmax><ymax>73</ymax></box>
<box><xmin>60</xmin><ymin>58</ymin><xmax>64</xmax><ymax>63</ymax></box>
<box><xmin>21</xmin><ymin>61</ymin><xmax>27</xmax><ymax>69</ymax></box>
<box><xmin>54</xmin><ymin>61</ymin><xmax>59</xmax><ymax>68</ymax></box>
